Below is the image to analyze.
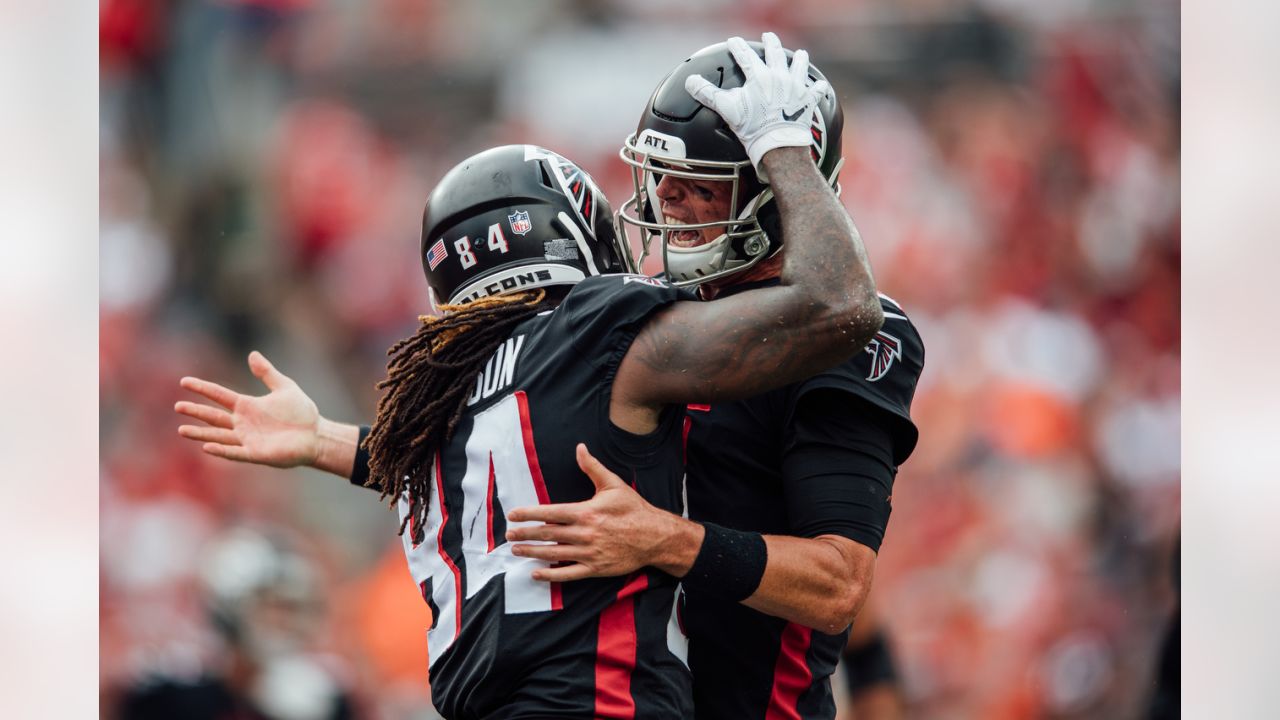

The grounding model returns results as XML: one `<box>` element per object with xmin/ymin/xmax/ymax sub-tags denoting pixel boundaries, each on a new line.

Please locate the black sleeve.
<box><xmin>348</xmin><ymin>424</ymin><xmax>373</xmax><ymax>490</ymax></box>
<box><xmin>781</xmin><ymin>389</ymin><xmax>900</xmax><ymax>552</ymax></box>
<box><xmin>797</xmin><ymin>297</ymin><xmax>925</xmax><ymax>465</ymax></box>
<box><xmin>348</xmin><ymin>277</ymin><xmax>691</xmax><ymax>489</ymax></box>
<box><xmin>558</xmin><ymin>274</ymin><xmax>692</xmax><ymax>371</ymax></box>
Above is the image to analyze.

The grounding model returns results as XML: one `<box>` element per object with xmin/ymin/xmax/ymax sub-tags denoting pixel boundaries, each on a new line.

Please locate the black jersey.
<box><xmin>682</xmin><ymin>288</ymin><xmax>924</xmax><ymax>720</ymax></box>
<box><xmin>398</xmin><ymin>275</ymin><xmax>695</xmax><ymax>720</ymax></box>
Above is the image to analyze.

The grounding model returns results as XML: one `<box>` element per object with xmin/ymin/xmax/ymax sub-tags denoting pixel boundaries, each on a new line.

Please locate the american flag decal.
<box><xmin>426</xmin><ymin>238</ymin><xmax>448</xmax><ymax>270</ymax></box>
<box><xmin>863</xmin><ymin>331</ymin><xmax>902</xmax><ymax>382</ymax></box>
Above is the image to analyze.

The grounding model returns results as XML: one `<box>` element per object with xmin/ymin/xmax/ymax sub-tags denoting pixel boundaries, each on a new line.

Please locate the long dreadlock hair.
<box><xmin>366</xmin><ymin>289</ymin><xmax>552</xmax><ymax>544</ymax></box>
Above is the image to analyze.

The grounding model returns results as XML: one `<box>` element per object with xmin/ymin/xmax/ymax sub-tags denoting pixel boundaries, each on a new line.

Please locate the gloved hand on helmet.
<box><xmin>684</xmin><ymin>32</ymin><xmax>831</xmax><ymax>182</ymax></box>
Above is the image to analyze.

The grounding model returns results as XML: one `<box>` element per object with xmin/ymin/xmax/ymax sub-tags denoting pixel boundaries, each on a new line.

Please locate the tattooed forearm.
<box><xmin>628</xmin><ymin>299</ymin><xmax>839</xmax><ymax>401</ymax></box>
<box><xmin>763</xmin><ymin>146</ymin><xmax>882</xmax><ymax>348</ymax></box>
<box><xmin>617</xmin><ymin>147</ymin><xmax>883</xmax><ymax>410</ymax></box>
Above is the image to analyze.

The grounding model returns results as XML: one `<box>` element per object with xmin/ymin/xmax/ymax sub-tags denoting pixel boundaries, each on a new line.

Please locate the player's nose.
<box><xmin>655</xmin><ymin>174</ymin><xmax>685</xmax><ymax>204</ymax></box>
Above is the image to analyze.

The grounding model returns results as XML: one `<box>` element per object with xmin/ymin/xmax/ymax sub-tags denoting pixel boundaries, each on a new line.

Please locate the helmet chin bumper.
<box><xmin>661</xmin><ymin>230</ymin><xmax>771</xmax><ymax>286</ymax></box>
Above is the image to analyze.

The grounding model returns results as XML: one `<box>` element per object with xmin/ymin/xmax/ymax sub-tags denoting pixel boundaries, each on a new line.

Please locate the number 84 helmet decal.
<box><xmin>421</xmin><ymin>145</ymin><xmax>629</xmax><ymax>306</ymax></box>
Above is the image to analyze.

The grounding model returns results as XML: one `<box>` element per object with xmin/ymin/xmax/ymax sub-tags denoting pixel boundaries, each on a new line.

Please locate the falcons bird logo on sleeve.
<box><xmin>863</xmin><ymin>331</ymin><xmax>902</xmax><ymax>382</ymax></box>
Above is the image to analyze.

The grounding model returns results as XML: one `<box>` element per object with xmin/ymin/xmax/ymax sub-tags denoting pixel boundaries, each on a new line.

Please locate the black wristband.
<box><xmin>349</xmin><ymin>425</ymin><xmax>373</xmax><ymax>489</ymax></box>
<box><xmin>680</xmin><ymin>523</ymin><xmax>768</xmax><ymax>603</ymax></box>
<box><xmin>842</xmin><ymin>629</ymin><xmax>899</xmax><ymax>694</ymax></box>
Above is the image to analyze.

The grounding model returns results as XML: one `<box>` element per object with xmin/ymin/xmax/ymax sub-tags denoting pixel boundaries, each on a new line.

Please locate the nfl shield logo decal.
<box><xmin>508</xmin><ymin>210</ymin><xmax>532</xmax><ymax>236</ymax></box>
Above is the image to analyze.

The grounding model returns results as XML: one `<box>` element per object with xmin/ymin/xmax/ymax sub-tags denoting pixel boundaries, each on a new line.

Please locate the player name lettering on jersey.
<box><xmin>467</xmin><ymin>334</ymin><xmax>526</xmax><ymax>407</ymax></box>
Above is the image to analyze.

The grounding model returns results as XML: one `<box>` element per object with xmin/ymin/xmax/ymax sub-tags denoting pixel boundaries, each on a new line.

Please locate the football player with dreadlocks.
<box><xmin>506</xmin><ymin>33</ymin><xmax>927</xmax><ymax>720</ymax></box>
<box><xmin>177</xmin><ymin>35</ymin><xmax>885</xmax><ymax>720</ymax></box>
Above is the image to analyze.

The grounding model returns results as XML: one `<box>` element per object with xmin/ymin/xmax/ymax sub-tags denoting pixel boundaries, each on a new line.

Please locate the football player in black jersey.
<box><xmin>506</xmin><ymin>34</ymin><xmax>926</xmax><ymax>720</ymax></box>
<box><xmin>177</xmin><ymin>36</ymin><xmax>886</xmax><ymax>720</ymax></box>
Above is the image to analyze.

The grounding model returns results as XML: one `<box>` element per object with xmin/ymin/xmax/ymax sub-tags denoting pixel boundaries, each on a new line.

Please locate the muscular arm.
<box><xmin>612</xmin><ymin>516</ymin><xmax>873</xmax><ymax>633</ymax></box>
<box><xmin>612</xmin><ymin>146</ymin><xmax>882</xmax><ymax>432</ymax></box>
<box><xmin>619</xmin><ymin>510</ymin><xmax>875</xmax><ymax>633</ymax></box>
<box><xmin>510</xmin><ymin>455</ymin><xmax>876</xmax><ymax>633</ymax></box>
<box><xmin>746</xmin><ymin>534</ymin><xmax>874</xmax><ymax>635</ymax></box>
<box><xmin>510</xmin><ymin>393</ymin><xmax>898</xmax><ymax>635</ymax></box>
<box><xmin>509</xmin><ymin>450</ymin><xmax>882</xmax><ymax>635</ymax></box>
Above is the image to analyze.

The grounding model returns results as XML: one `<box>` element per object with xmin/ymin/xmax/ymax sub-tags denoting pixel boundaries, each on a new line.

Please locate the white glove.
<box><xmin>684</xmin><ymin>32</ymin><xmax>831</xmax><ymax>181</ymax></box>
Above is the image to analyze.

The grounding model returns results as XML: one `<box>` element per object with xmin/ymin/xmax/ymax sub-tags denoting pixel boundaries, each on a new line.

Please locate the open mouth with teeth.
<box><xmin>665</xmin><ymin>218</ymin><xmax>704</xmax><ymax>248</ymax></box>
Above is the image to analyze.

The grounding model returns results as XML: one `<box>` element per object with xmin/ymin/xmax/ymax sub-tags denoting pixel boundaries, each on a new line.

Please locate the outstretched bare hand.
<box><xmin>176</xmin><ymin>351</ymin><xmax>323</xmax><ymax>468</ymax></box>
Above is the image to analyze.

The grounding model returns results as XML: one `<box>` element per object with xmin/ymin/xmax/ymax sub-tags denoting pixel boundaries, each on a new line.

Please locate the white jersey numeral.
<box><xmin>400</xmin><ymin>391</ymin><xmax>561</xmax><ymax>667</ymax></box>
<box><xmin>457</xmin><ymin>391</ymin><xmax>560</xmax><ymax>614</ymax></box>
<box><xmin>454</xmin><ymin>237</ymin><xmax>477</xmax><ymax>269</ymax></box>
<box><xmin>399</xmin><ymin>454</ymin><xmax>461</xmax><ymax>667</ymax></box>
<box><xmin>486</xmin><ymin>223</ymin><xmax>510</xmax><ymax>253</ymax></box>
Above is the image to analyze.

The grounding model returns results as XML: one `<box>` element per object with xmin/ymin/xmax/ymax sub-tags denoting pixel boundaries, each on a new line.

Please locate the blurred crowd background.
<box><xmin>99</xmin><ymin>0</ymin><xmax>1180</xmax><ymax>718</ymax></box>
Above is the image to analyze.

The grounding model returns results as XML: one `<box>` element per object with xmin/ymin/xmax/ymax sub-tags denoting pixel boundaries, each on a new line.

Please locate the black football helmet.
<box><xmin>617</xmin><ymin>40</ymin><xmax>844</xmax><ymax>287</ymax></box>
<box><xmin>421</xmin><ymin>145</ymin><xmax>629</xmax><ymax>306</ymax></box>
